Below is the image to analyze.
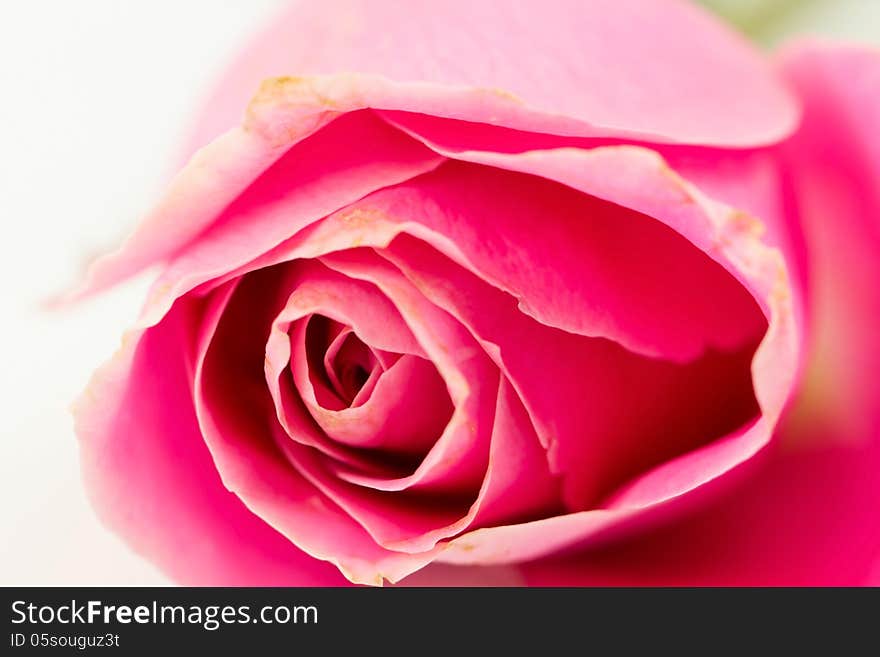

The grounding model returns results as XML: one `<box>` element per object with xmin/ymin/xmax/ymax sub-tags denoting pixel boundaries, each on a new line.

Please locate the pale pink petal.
<box><xmin>74</xmin><ymin>110</ymin><xmax>442</xmax><ymax>302</ymax></box>
<box><xmin>72</xmin><ymin>0</ymin><xmax>798</xmax><ymax>305</ymax></box>
<box><xmin>187</xmin><ymin>0</ymin><xmax>797</xmax><ymax>153</ymax></box>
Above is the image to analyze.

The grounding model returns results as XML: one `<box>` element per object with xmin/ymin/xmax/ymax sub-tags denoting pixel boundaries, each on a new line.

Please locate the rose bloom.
<box><xmin>74</xmin><ymin>0</ymin><xmax>880</xmax><ymax>586</ymax></box>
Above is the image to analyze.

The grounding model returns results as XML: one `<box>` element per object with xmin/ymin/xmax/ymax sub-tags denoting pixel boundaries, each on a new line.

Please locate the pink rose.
<box><xmin>73</xmin><ymin>0</ymin><xmax>880</xmax><ymax>586</ymax></box>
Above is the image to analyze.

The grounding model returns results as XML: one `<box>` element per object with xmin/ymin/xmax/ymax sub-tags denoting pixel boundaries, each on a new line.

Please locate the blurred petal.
<box><xmin>187</xmin><ymin>0</ymin><xmax>797</xmax><ymax>151</ymax></box>
<box><xmin>521</xmin><ymin>43</ymin><xmax>880</xmax><ymax>585</ymax></box>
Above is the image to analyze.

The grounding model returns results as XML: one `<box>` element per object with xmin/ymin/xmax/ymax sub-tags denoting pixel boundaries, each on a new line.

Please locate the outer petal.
<box><xmin>523</xmin><ymin>43</ymin><xmax>880</xmax><ymax>585</ymax></box>
<box><xmin>187</xmin><ymin>0</ymin><xmax>797</xmax><ymax>152</ymax></box>
<box><xmin>73</xmin><ymin>110</ymin><xmax>443</xmax><ymax>300</ymax></box>
<box><xmin>73</xmin><ymin>297</ymin><xmax>348</xmax><ymax>586</ymax></box>
<box><xmin>72</xmin><ymin>0</ymin><xmax>798</xmax><ymax>300</ymax></box>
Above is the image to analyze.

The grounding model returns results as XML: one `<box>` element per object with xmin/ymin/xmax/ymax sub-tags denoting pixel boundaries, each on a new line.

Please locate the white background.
<box><xmin>0</xmin><ymin>1</ymin><xmax>877</xmax><ymax>586</ymax></box>
<box><xmin>0</xmin><ymin>0</ymin><xmax>283</xmax><ymax>585</ymax></box>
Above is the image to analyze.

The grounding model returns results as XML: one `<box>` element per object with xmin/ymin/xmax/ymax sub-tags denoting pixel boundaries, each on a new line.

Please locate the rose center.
<box><xmin>304</xmin><ymin>315</ymin><xmax>391</xmax><ymax>410</ymax></box>
<box><xmin>326</xmin><ymin>331</ymin><xmax>379</xmax><ymax>406</ymax></box>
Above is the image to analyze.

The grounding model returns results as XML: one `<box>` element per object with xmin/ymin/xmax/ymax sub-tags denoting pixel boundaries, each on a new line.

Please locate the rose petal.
<box><xmin>519</xmin><ymin>43</ymin><xmax>880</xmax><ymax>585</ymax></box>
<box><xmin>381</xmin><ymin>109</ymin><xmax>808</xmax><ymax>333</ymax></box>
<box><xmin>229</xmin><ymin>153</ymin><xmax>796</xmax><ymax>561</ymax></box>
<box><xmin>262</xmin><ymin>252</ymin><xmax>503</xmax><ymax>552</ymax></box>
<box><xmin>217</xmin><ymin>150</ymin><xmax>790</xmax><ymax>514</ymax></box>
<box><xmin>193</xmin><ymin>270</ymin><xmax>443</xmax><ymax>585</ymax></box>
<box><xmin>320</xmin><ymin>161</ymin><xmax>768</xmax><ymax>362</ymax></box>
<box><xmin>282</xmin><ymin>321</ymin><xmax>451</xmax><ymax>457</ymax></box>
<box><xmin>314</xmin><ymin>250</ymin><xmax>497</xmax><ymax>495</ymax></box>
<box><xmin>186</xmin><ymin>0</ymin><xmax>797</xmax><ymax>153</ymax></box>
<box><xmin>289</xmin><ymin>328</ymin><xmax>451</xmax><ymax>456</ymax></box>
<box><xmin>67</xmin><ymin>0</ymin><xmax>799</xmax><ymax>305</ymax></box>
<box><xmin>254</xmin><ymin>253</ymin><xmax>493</xmax><ymax>497</ymax></box>
<box><xmin>73</xmin><ymin>297</ymin><xmax>348</xmax><ymax>586</ymax></box>
<box><xmin>260</xmin><ymin>262</ymin><xmax>447</xmax><ymax>473</ymax></box>
<box><xmin>277</xmin><ymin>376</ymin><xmax>558</xmax><ymax>554</ymax></box>
<box><xmin>346</xmin><ymin>132</ymin><xmax>800</xmax><ymax>431</ymax></box>
<box><xmin>73</xmin><ymin>110</ymin><xmax>443</xmax><ymax>302</ymax></box>
<box><xmin>381</xmin><ymin>236</ymin><xmax>762</xmax><ymax>510</ymax></box>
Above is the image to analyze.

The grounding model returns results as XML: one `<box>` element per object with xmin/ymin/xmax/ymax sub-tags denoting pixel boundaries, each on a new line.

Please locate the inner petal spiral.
<box><xmin>304</xmin><ymin>317</ymin><xmax>394</xmax><ymax>411</ymax></box>
<box><xmin>323</xmin><ymin>330</ymin><xmax>381</xmax><ymax>407</ymax></box>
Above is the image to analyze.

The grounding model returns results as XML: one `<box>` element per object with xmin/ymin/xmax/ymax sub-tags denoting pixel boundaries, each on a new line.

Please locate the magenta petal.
<box><xmin>353</xmin><ymin>134</ymin><xmax>801</xmax><ymax>442</ymax></box>
<box><xmin>328</xmin><ymin>161</ymin><xmax>768</xmax><ymax>362</ymax></box>
<box><xmin>521</xmin><ymin>438</ymin><xmax>880</xmax><ymax>585</ymax></box>
<box><xmin>321</xmin><ymin>328</ymin><xmax>388</xmax><ymax>406</ymax></box>
<box><xmin>262</xmin><ymin>252</ymin><xmax>505</xmax><ymax>553</ymax></box>
<box><xmin>397</xmin><ymin>563</ymin><xmax>524</xmax><ymax>587</ymax></box>
<box><xmin>268</xmin><ymin>328</ymin><xmax>395</xmax><ymax>475</ymax></box>
<box><xmin>247</xmin><ymin>160</ymin><xmax>796</xmax><ymax>564</ymax></box>
<box><xmin>274</xmin><ymin>376</ymin><xmax>557</xmax><ymax>555</ymax></box>
<box><xmin>381</xmin><ymin>238</ymin><xmax>761</xmax><ymax>511</ymax></box>
<box><xmin>263</xmin><ymin>260</ymin><xmax>451</xmax><ymax>458</ymax></box>
<box><xmin>315</xmin><ymin>249</ymin><xmax>497</xmax><ymax>495</ymax></box>
<box><xmin>266</xmin><ymin>259</ymin><xmax>426</xmax><ymax>357</ymax></box>
<box><xmin>287</xmin><ymin>321</ymin><xmax>452</xmax><ymax>456</ymax></box>
<box><xmin>466</xmin><ymin>380</ymin><xmax>560</xmax><ymax>529</ymax></box>
<box><xmin>193</xmin><ymin>273</ymin><xmax>442</xmax><ymax>585</ymax></box>
<box><xmin>382</xmin><ymin>110</ymin><xmax>808</xmax><ymax>335</ymax></box>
